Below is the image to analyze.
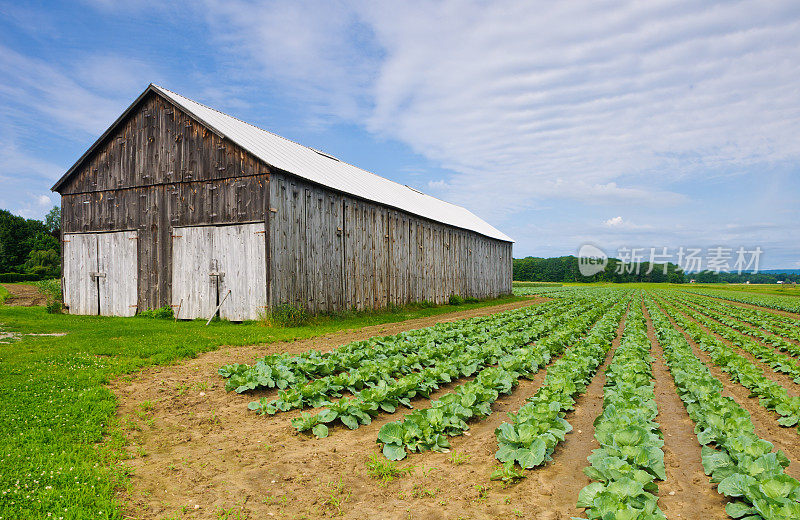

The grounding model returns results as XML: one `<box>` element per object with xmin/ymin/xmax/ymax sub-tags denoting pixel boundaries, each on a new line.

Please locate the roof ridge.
<box><xmin>151</xmin><ymin>85</ymin><xmax>472</xmax><ymax>211</ymax></box>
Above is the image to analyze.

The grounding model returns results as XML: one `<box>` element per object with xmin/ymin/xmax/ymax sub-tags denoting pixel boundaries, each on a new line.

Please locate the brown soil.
<box><xmin>2</xmin><ymin>283</ymin><xmax>47</xmax><ymax>306</ymax></box>
<box><xmin>641</xmin><ymin>301</ymin><xmax>729</xmax><ymax>519</ymax></box>
<box><xmin>652</xmin><ymin>298</ymin><xmax>800</xmax><ymax>479</ymax></box>
<box><xmin>670</xmin><ymin>303</ymin><xmax>800</xmax><ymax>396</ymax></box>
<box><xmin>113</xmin><ymin>297</ymin><xmax>568</xmax><ymax>520</ymax></box>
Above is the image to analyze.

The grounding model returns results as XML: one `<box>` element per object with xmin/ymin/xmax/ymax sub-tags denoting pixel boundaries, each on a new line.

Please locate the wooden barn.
<box><xmin>51</xmin><ymin>85</ymin><xmax>513</xmax><ymax>319</ymax></box>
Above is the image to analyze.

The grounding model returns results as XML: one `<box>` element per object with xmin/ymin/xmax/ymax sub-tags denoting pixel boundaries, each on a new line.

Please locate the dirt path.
<box><xmin>112</xmin><ymin>297</ymin><xmax>555</xmax><ymax>519</ymax></box>
<box><xmin>1</xmin><ymin>283</ymin><xmax>46</xmax><ymax>306</ymax></box>
<box><xmin>511</xmin><ymin>305</ymin><xmax>628</xmax><ymax>520</ymax></box>
<box><xmin>653</xmin><ymin>298</ymin><xmax>800</xmax><ymax>479</ymax></box>
<box><xmin>641</xmin><ymin>301</ymin><xmax>729</xmax><ymax>520</ymax></box>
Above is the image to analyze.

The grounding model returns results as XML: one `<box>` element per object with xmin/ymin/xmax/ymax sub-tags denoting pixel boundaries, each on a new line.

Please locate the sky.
<box><xmin>1</xmin><ymin>0</ymin><xmax>799</xmax><ymax>269</ymax></box>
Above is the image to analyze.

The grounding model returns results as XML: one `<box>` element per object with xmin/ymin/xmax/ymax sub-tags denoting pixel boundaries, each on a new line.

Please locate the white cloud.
<box><xmin>0</xmin><ymin>44</ymin><xmax>158</xmax><ymax>136</ymax></box>
<box><xmin>604</xmin><ymin>216</ymin><xmax>624</xmax><ymax>227</ymax></box>
<box><xmin>202</xmin><ymin>0</ymin><xmax>800</xmax><ymax>226</ymax></box>
<box><xmin>36</xmin><ymin>194</ymin><xmax>52</xmax><ymax>206</ymax></box>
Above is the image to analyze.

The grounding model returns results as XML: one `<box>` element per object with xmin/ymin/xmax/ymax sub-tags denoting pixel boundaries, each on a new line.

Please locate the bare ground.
<box><xmin>1</xmin><ymin>283</ymin><xmax>46</xmax><ymax>306</ymax></box>
<box><xmin>113</xmin><ymin>297</ymin><xmax>563</xmax><ymax>520</ymax></box>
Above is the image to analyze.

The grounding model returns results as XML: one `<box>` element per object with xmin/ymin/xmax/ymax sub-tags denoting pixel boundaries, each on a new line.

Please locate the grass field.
<box><xmin>688</xmin><ymin>282</ymin><xmax>800</xmax><ymax>297</ymax></box>
<box><xmin>3</xmin><ymin>283</ymin><xmax>800</xmax><ymax>519</ymax></box>
<box><xmin>0</xmin><ymin>292</ymin><xmax>524</xmax><ymax>520</ymax></box>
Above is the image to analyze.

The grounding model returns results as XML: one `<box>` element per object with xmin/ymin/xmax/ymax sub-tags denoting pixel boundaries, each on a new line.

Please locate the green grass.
<box><xmin>687</xmin><ymin>282</ymin><xmax>800</xmax><ymax>298</ymax></box>
<box><xmin>0</xmin><ymin>284</ymin><xmax>9</xmax><ymax>304</ymax></box>
<box><xmin>512</xmin><ymin>281</ymin><xmax>563</xmax><ymax>287</ymax></box>
<box><xmin>0</xmin><ymin>293</ymin><xmax>523</xmax><ymax>519</ymax></box>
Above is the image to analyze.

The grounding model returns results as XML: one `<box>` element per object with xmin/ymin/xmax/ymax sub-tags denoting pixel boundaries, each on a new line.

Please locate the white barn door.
<box><xmin>171</xmin><ymin>226</ymin><xmax>215</xmax><ymax>319</ymax></box>
<box><xmin>216</xmin><ymin>222</ymin><xmax>267</xmax><ymax>321</ymax></box>
<box><xmin>63</xmin><ymin>231</ymin><xmax>138</xmax><ymax>316</ymax></box>
<box><xmin>97</xmin><ymin>231</ymin><xmax>138</xmax><ymax>316</ymax></box>
<box><xmin>63</xmin><ymin>233</ymin><xmax>99</xmax><ymax>315</ymax></box>
<box><xmin>171</xmin><ymin>223</ymin><xmax>266</xmax><ymax>320</ymax></box>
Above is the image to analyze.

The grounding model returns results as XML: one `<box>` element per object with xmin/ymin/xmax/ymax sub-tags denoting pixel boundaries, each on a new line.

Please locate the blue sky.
<box><xmin>1</xmin><ymin>1</ymin><xmax>799</xmax><ymax>269</ymax></box>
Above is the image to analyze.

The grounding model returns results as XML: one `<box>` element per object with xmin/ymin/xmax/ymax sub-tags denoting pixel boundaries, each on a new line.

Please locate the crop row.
<box><xmin>577</xmin><ymin>300</ymin><xmax>666</xmax><ymax>520</ymax></box>
<box><xmin>493</xmin><ymin>298</ymin><xmax>628</xmax><ymax>471</ymax></box>
<box><xmin>657</xmin><ymin>297</ymin><xmax>800</xmax><ymax>430</ymax></box>
<box><xmin>377</xmin><ymin>294</ymin><xmax>625</xmax><ymax>460</ymax></box>
<box><xmin>666</xmin><ymin>296</ymin><xmax>800</xmax><ymax>384</ymax></box>
<box><xmin>678</xmin><ymin>292</ymin><xmax>800</xmax><ymax>344</ymax></box>
<box><xmin>646</xmin><ymin>296</ymin><xmax>800</xmax><ymax>520</ymax></box>
<box><xmin>249</xmin><ymin>298</ymin><xmax>583</xmax><ymax>415</ymax></box>
<box><xmin>679</xmin><ymin>288</ymin><xmax>800</xmax><ymax>315</ymax></box>
<box><xmin>289</xmin><ymin>296</ymin><xmax>614</xmax><ymax>439</ymax></box>
<box><xmin>220</xmin><ymin>301</ymin><xmax>561</xmax><ymax>393</ymax></box>
<box><xmin>672</xmin><ymin>293</ymin><xmax>800</xmax><ymax>355</ymax></box>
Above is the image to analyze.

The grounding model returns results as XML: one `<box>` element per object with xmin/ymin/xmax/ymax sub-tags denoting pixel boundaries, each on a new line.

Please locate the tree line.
<box><xmin>0</xmin><ymin>207</ymin><xmax>61</xmax><ymax>281</ymax></box>
<box><xmin>513</xmin><ymin>256</ymin><xmax>800</xmax><ymax>284</ymax></box>
<box><xmin>513</xmin><ymin>256</ymin><xmax>685</xmax><ymax>283</ymax></box>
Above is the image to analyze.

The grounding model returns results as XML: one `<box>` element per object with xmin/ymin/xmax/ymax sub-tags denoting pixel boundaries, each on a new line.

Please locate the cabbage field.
<box><xmin>210</xmin><ymin>286</ymin><xmax>800</xmax><ymax>519</ymax></box>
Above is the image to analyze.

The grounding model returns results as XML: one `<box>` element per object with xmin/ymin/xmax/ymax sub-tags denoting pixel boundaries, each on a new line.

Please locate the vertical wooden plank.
<box><xmin>63</xmin><ymin>233</ymin><xmax>99</xmax><ymax>315</ymax></box>
<box><xmin>216</xmin><ymin>222</ymin><xmax>267</xmax><ymax>321</ymax></box>
<box><xmin>97</xmin><ymin>231</ymin><xmax>138</xmax><ymax>316</ymax></box>
<box><xmin>171</xmin><ymin>225</ymin><xmax>214</xmax><ymax>319</ymax></box>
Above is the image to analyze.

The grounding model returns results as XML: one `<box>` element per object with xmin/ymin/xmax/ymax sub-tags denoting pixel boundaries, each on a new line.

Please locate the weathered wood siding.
<box><xmin>58</xmin><ymin>92</ymin><xmax>270</xmax><ymax>312</ymax></box>
<box><xmin>57</xmin><ymin>89</ymin><xmax>512</xmax><ymax>316</ymax></box>
<box><xmin>269</xmin><ymin>173</ymin><xmax>512</xmax><ymax>312</ymax></box>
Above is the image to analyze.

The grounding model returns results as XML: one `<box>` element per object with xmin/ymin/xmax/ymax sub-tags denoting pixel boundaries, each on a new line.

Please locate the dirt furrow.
<box><xmin>1</xmin><ymin>283</ymin><xmax>47</xmax><ymax>306</ymax></box>
<box><xmin>641</xmin><ymin>300</ymin><xmax>729</xmax><ymax>520</ymax></box>
<box><xmin>652</xmin><ymin>298</ymin><xmax>800</xmax><ymax>479</ymax></box>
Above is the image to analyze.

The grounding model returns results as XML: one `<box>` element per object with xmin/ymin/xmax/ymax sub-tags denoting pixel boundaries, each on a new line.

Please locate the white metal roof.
<box><xmin>151</xmin><ymin>85</ymin><xmax>512</xmax><ymax>242</ymax></box>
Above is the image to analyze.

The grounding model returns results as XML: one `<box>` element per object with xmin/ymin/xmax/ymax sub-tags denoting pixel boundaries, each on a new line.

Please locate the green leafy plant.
<box><xmin>34</xmin><ymin>278</ymin><xmax>63</xmax><ymax>314</ymax></box>
<box><xmin>490</xmin><ymin>462</ymin><xmax>527</xmax><ymax>485</ymax></box>
<box><xmin>647</xmin><ymin>296</ymin><xmax>800</xmax><ymax>520</ymax></box>
<box><xmin>448</xmin><ymin>294</ymin><xmax>464</xmax><ymax>306</ymax></box>
<box><xmin>138</xmin><ymin>306</ymin><xmax>174</xmax><ymax>319</ymax></box>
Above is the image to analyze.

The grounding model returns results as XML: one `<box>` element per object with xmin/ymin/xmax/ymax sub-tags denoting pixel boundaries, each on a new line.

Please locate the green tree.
<box><xmin>45</xmin><ymin>206</ymin><xmax>60</xmax><ymax>236</ymax></box>
<box><xmin>0</xmin><ymin>209</ymin><xmax>60</xmax><ymax>273</ymax></box>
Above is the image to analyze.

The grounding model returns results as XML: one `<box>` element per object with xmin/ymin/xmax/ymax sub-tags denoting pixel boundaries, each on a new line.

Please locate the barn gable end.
<box><xmin>56</xmin><ymin>90</ymin><xmax>270</xmax><ymax>312</ymax></box>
